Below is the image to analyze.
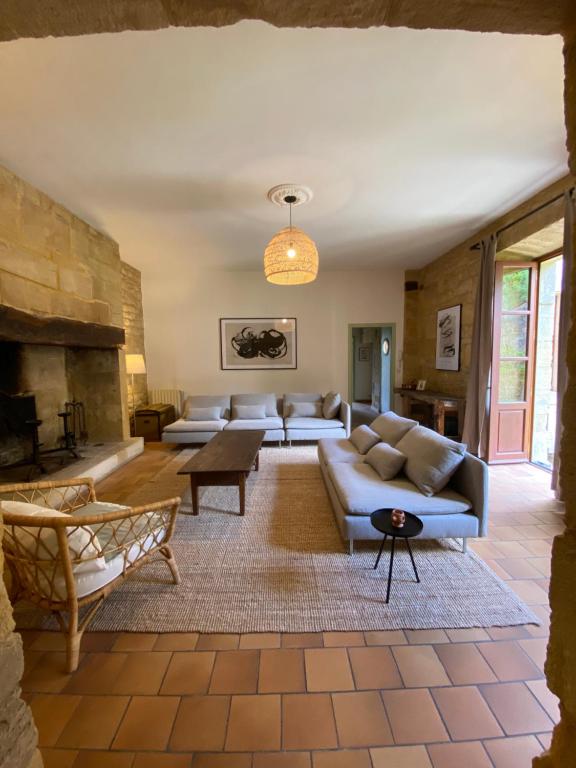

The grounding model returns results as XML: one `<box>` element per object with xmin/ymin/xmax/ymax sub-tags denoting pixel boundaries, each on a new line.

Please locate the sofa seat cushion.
<box><xmin>318</xmin><ymin>438</ymin><xmax>364</xmax><ymax>464</ymax></box>
<box><xmin>327</xmin><ymin>462</ymin><xmax>472</xmax><ymax>517</ymax></box>
<box><xmin>285</xmin><ymin>417</ymin><xmax>344</xmax><ymax>430</ymax></box>
<box><xmin>225</xmin><ymin>416</ymin><xmax>283</xmax><ymax>430</ymax></box>
<box><xmin>163</xmin><ymin>418</ymin><xmax>227</xmax><ymax>433</ymax></box>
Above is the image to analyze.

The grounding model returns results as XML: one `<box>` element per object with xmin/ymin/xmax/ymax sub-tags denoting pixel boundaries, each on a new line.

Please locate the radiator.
<box><xmin>148</xmin><ymin>388</ymin><xmax>184</xmax><ymax>417</ymax></box>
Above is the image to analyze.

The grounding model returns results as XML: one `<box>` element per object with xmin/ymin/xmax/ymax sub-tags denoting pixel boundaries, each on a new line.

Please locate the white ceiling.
<box><xmin>0</xmin><ymin>22</ymin><xmax>568</xmax><ymax>273</ymax></box>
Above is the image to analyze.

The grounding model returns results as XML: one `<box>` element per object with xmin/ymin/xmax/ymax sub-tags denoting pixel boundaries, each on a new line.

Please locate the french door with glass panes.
<box><xmin>488</xmin><ymin>262</ymin><xmax>538</xmax><ymax>463</ymax></box>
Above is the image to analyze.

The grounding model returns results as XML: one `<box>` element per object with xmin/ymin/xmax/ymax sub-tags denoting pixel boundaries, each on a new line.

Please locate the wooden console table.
<box><xmin>395</xmin><ymin>389</ymin><xmax>466</xmax><ymax>440</ymax></box>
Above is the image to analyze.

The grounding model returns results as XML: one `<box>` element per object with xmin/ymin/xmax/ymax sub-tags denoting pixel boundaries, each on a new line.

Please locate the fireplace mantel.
<box><xmin>0</xmin><ymin>305</ymin><xmax>125</xmax><ymax>348</ymax></box>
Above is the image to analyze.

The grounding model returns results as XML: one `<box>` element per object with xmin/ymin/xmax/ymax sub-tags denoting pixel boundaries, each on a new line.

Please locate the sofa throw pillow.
<box><xmin>232</xmin><ymin>404</ymin><xmax>267</xmax><ymax>420</ymax></box>
<box><xmin>370</xmin><ymin>411</ymin><xmax>418</xmax><ymax>446</ymax></box>
<box><xmin>395</xmin><ymin>425</ymin><xmax>467</xmax><ymax>496</ymax></box>
<box><xmin>350</xmin><ymin>425</ymin><xmax>381</xmax><ymax>455</ymax></box>
<box><xmin>290</xmin><ymin>402</ymin><xmax>323</xmax><ymax>418</ymax></box>
<box><xmin>364</xmin><ymin>442</ymin><xmax>406</xmax><ymax>481</ymax></box>
<box><xmin>323</xmin><ymin>392</ymin><xmax>341</xmax><ymax>419</ymax></box>
<box><xmin>184</xmin><ymin>406</ymin><xmax>222</xmax><ymax>421</ymax></box>
<box><xmin>0</xmin><ymin>500</ymin><xmax>106</xmax><ymax>574</ymax></box>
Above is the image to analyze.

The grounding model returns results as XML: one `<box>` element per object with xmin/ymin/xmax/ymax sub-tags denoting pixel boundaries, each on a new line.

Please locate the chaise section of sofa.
<box><xmin>284</xmin><ymin>393</ymin><xmax>351</xmax><ymax>444</ymax></box>
<box><xmin>318</xmin><ymin>412</ymin><xmax>488</xmax><ymax>554</ymax></box>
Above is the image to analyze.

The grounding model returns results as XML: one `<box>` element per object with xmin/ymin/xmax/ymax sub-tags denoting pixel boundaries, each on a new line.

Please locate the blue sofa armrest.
<box><xmin>339</xmin><ymin>400</ymin><xmax>351</xmax><ymax>437</ymax></box>
<box><xmin>450</xmin><ymin>452</ymin><xmax>489</xmax><ymax>537</ymax></box>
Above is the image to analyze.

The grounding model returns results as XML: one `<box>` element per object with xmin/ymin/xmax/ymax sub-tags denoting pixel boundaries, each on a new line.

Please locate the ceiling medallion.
<box><xmin>264</xmin><ymin>184</ymin><xmax>318</xmax><ymax>286</ymax></box>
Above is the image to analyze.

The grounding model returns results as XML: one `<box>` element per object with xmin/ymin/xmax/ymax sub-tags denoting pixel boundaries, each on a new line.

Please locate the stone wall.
<box><xmin>121</xmin><ymin>262</ymin><xmax>148</xmax><ymax>411</ymax></box>
<box><xmin>403</xmin><ymin>177</ymin><xmax>575</xmax><ymax>397</ymax></box>
<box><xmin>0</xmin><ymin>0</ymin><xmax>571</xmax><ymax>39</ymax></box>
<box><xmin>0</xmin><ymin>162</ymin><xmax>145</xmax><ymax>444</ymax></box>
<box><xmin>0</xmin><ymin>164</ymin><xmax>123</xmax><ymax>328</ymax></box>
<box><xmin>534</xmin><ymin>30</ymin><xmax>576</xmax><ymax>768</ymax></box>
<box><xmin>403</xmin><ymin>249</ymin><xmax>479</xmax><ymax>396</ymax></box>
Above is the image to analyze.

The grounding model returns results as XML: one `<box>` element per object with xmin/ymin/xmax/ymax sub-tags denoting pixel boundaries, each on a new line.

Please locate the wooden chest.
<box><xmin>134</xmin><ymin>403</ymin><xmax>176</xmax><ymax>442</ymax></box>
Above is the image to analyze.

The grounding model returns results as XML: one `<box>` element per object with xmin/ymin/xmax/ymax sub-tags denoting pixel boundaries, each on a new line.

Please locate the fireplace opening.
<box><xmin>0</xmin><ymin>340</ymin><xmax>126</xmax><ymax>481</ymax></box>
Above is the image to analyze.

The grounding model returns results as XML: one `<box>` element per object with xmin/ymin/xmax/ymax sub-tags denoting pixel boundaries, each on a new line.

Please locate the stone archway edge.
<box><xmin>0</xmin><ymin>0</ymin><xmax>574</xmax><ymax>41</ymax></box>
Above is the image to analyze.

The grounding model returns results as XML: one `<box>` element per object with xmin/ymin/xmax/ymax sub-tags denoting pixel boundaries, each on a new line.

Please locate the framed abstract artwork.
<box><xmin>436</xmin><ymin>304</ymin><xmax>461</xmax><ymax>371</ymax></box>
<box><xmin>219</xmin><ymin>317</ymin><xmax>297</xmax><ymax>370</ymax></box>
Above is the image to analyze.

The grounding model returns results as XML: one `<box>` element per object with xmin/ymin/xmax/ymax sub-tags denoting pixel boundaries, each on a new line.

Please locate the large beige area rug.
<box><xmin>18</xmin><ymin>446</ymin><xmax>538</xmax><ymax>632</ymax></box>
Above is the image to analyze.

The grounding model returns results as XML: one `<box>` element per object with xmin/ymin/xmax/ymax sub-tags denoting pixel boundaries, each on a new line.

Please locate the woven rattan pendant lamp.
<box><xmin>264</xmin><ymin>184</ymin><xmax>318</xmax><ymax>285</ymax></box>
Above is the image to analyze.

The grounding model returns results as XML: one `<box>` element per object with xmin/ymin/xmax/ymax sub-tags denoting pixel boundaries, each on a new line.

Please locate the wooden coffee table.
<box><xmin>177</xmin><ymin>430</ymin><xmax>265</xmax><ymax>516</ymax></box>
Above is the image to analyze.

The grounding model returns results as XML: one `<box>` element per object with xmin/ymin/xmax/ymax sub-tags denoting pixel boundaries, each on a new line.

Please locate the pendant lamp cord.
<box><xmin>289</xmin><ymin>201</ymin><xmax>292</xmax><ymax>232</ymax></box>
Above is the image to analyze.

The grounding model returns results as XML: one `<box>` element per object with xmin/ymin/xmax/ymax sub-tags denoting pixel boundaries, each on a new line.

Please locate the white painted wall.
<box><xmin>142</xmin><ymin>268</ymin><xmax>404</xmax><ymax>400</ymax></box>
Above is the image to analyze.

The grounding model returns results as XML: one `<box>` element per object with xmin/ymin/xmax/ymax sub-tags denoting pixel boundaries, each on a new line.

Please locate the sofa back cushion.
<box><xmin>370</xmin><ymin>411</ymin><xmax>418</xmax><ymax>446</ymax></box>
<box><xmin>232</xmin><ymin>393</ymin><xmax>279</xmax><ymax>417</ymax></box>
<box><xmin>364</xmin><ymin>442</ymin><xmax>406</xmax><ymax>481</ymax></box>
<box><xmin>350</xmin><ymin>425</ymin><xmax>381</xmax><ymax>455</ymax></box>
<box><xmin>323</xmin><ymin>392</ymin><xmax>342</xmax><ymax>419</ymax></box>
<box><xmin>232</xmin><ymin>404</ymin><xmax>267</xmax><ymax>420</ymax></box>
<box><xmin>289</xmin><ymin>402</ymin><xmax>323</xmax><ymax>418</ymax></box>
<box><xmin>395</xmin><ymin>425</ymin><xmax>467</xmax><ymax>496</ymax></box>
<box><xmin>184</xmin><ymin>406</ymin><xmax>222</xmax><ymax>421</ymax></box>
<box><xmin>283</xmin><ymin>393</ymin><xmax>322</xmax><ymax>417</ymax></box>
<box><xmin>183</xmin><ymin>395</ymin><xmax>231</xmax><ymax>420</ymax></box>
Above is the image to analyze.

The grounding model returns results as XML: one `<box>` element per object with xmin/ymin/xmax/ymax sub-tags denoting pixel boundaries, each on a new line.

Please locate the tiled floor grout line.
<box><xmin>164</xmin><ymin>694</ymin><xmax>184</xmax><ymax>754</ymax></box>
<box><xmin>327</xmin><ymin>692</ymin><xmax>341</xmax><ymax>751</ymax></box>
<box><xmin>221</xmin><ymin>694</ymin><xmax>233</xmax><ymax>753</ymax></box>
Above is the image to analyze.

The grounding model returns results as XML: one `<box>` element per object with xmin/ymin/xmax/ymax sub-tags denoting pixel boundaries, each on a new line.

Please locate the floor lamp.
<box><xmin>125</xmin><ymin>354</ymin><xmax>146</xmax><ymax>435</ymax></box>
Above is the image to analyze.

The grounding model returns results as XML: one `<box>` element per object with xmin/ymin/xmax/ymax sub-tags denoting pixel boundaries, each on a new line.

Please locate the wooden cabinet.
<box><xmin>134</xmin><ymin>403</ymin><xmax>176</xmax><ymax>442</ymax></box>
<box><xmin>395</xmin><ymin>389</ymin><xmax>465</xmax><ymax>441</ymax></box>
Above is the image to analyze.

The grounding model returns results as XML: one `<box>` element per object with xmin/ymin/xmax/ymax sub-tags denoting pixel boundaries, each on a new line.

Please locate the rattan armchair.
<box><xmin>0</xmin><ymin>477</ymin><xmax>181</xmax><ymax>672</ymax></box>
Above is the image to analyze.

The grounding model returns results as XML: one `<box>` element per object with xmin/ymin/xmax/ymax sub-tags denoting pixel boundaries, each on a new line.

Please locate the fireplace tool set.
<box><xmin>0</xmin><ymin>395</ymin><xmax>88</xmax><ymax>479</ymax></box>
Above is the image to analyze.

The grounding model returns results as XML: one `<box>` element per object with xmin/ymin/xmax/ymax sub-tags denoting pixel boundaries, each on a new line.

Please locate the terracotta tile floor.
<box><xmin>18</xmin><ymin>449</ymin><xmax>564</xmax><ymax>767</ymax></box>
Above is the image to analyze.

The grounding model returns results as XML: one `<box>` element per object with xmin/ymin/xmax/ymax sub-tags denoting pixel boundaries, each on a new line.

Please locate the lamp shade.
<box><xmin>264</xmin><ymin>226</ymin><xmax>319</xmax><ymax>285</ymax></box>
<box><xmin>126</xmin><ymin>353</ymin><xmax>146</xmax><ymax>374</ymax></box>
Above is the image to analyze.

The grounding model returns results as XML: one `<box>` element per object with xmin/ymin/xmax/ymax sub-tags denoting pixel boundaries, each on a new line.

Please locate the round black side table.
<box><xmin>370</xmin><ymin>509</ymin><xmax>423</xmax><ymax>604</ymax></box>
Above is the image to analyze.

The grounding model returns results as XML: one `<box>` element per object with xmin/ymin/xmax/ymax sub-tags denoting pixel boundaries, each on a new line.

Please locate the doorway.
<box><xmin>348</xmin><ymin>324</ymin><xmax>395</xmax><ymax>424</ymax></box>
<box><xmin>488</xmin><ymin>252</ymin><xmax>563</xmax><ymax>466</ymax></box>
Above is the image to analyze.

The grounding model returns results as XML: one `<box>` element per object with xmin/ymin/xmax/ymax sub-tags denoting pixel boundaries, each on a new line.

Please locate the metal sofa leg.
<box><xmin>289</xmin><ymin>440</ymin><xmax>292</xmax><ymax>448</ymax></box>
<box><xmin>279</xmin><ymin>440</ymin><xmax>282</xmax><ymax>448</ymax></box>
<box><xmin>349</xmin><ymin>539</ymin><xmax>354</xmax><ymax>556</ymax></box>
<box><xmin>462</xmin><ymin>537</ymin><xmax>468</xmax><ymax>554</ymax></box>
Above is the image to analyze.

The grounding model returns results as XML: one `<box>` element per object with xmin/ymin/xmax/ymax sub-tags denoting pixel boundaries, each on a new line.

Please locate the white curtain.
<box><xmin>552</xmin><ymin>189</ymin><xmax>575</xmax><ymax>498</ymax></box>
<box><xmin>462</xmin><ymin>235</ymin><xmax>497</xmax><ymax>459</ymax></box>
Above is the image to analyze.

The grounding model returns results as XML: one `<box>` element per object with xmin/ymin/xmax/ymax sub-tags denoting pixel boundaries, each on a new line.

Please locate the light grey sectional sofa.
<box><xmin>318</xmin><ymin>412</ymin><xmax>488</xmax><ymax>554</ymax></box>
<box><xmin>162</xmin><ymin>392</ymin><xmax>350</xmax><ymax>445</ymax></box>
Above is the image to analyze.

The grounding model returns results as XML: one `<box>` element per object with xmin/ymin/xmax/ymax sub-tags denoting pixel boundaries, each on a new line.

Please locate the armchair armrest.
<box><xmin>450</xmin><ymin>453</ymin><xmax>488</xmax><ymax>537</ymax></box>
<box><xmin>339</xmin><ymin>400</ymin><xmax>351</xmax><ymax>437</ymax></box>
<box><xmin>83</xmin><ymin>497</ymin><xmax>181</xmax><ymax>563</ymax></box>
